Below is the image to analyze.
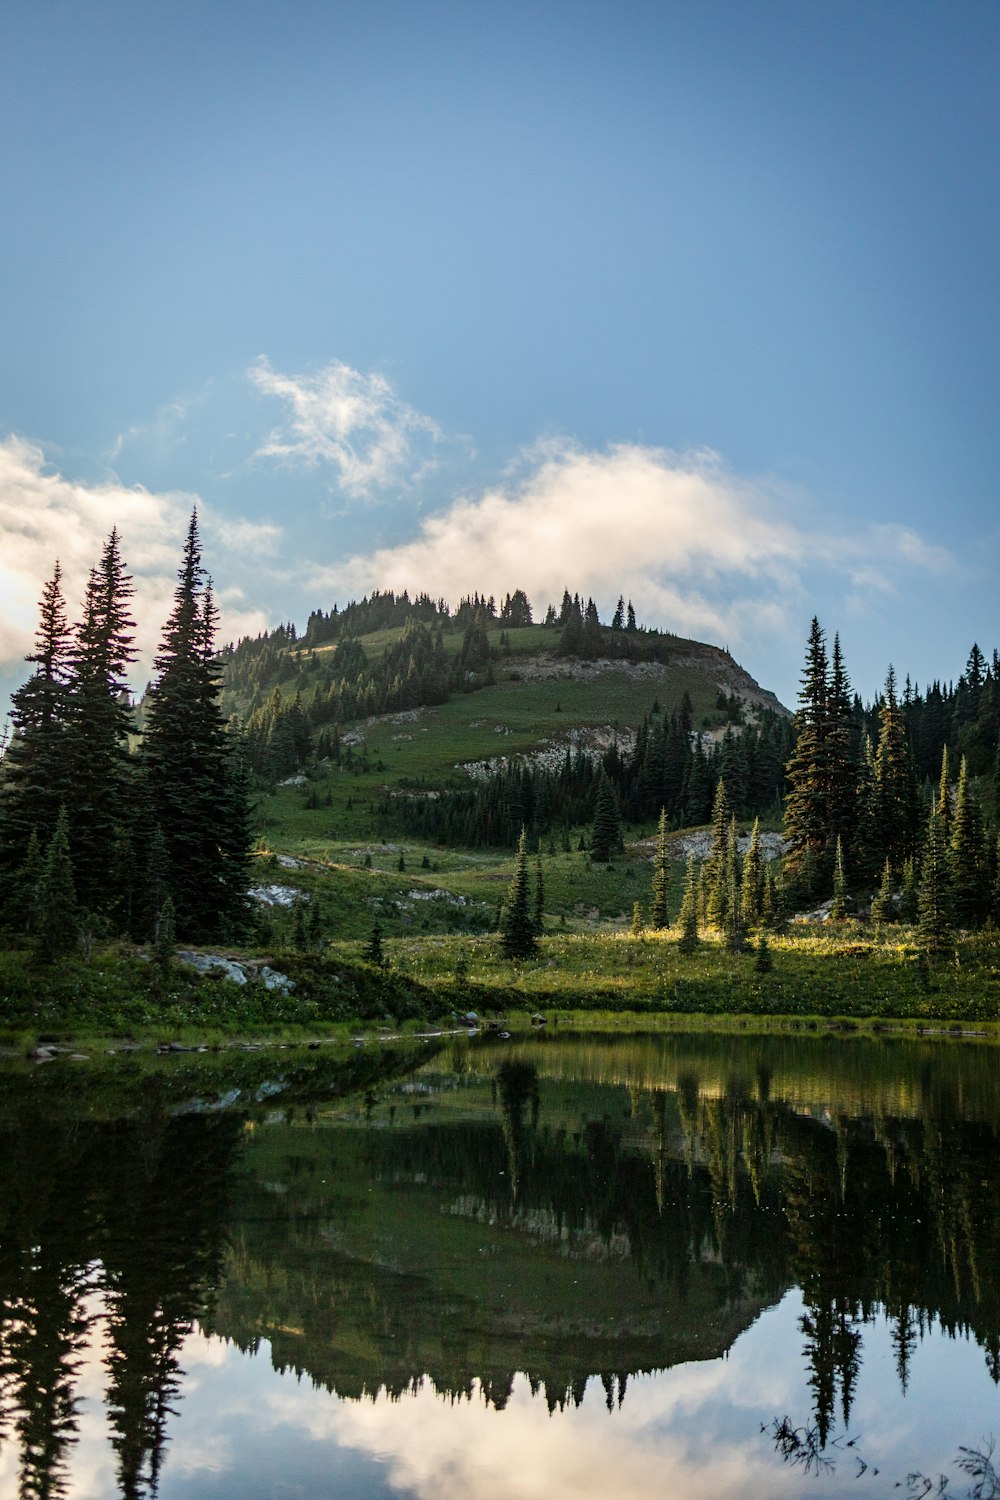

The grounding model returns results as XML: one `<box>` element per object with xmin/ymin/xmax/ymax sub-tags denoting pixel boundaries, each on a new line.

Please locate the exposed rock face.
<box><xmin>175</xmin><ymin>951</ymin><xmax>295</xmax><ymax>992</ymax></box>
<box><xmin>249</xmin><ymin>884</ymin><xmax>302</xmax><ymax>907</ymax></box>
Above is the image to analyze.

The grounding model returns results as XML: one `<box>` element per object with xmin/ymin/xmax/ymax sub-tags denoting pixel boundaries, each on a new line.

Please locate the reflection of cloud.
<box><xmin>261</xmin><ymin>1367</ymin><xmax>786</xmax><ymax>1500</ymax></box>
<box><xmin>249</xmin><ymin>356</ymin><xmax>442</xmax><ymax>500</ymax></box>
<box><xmin>309</xmin><ymin>443</ymin><xmax>954</xmax><ymax>649</ymax></box>
<box><xmin>0</xmin><ymin>436</ymin><xmax>273</xmax><ymax>682</ymax></box>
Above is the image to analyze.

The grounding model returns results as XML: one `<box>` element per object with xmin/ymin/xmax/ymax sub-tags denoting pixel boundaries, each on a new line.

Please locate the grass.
<box><xmin>4</xmin><ymin>913</ymin><xmax>995</xmax><ymax>1048</ymax></box>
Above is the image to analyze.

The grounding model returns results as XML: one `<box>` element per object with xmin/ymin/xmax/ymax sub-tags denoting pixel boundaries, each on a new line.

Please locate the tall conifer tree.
<box><xmin>677</xmin><ymin>854</ymin><xmax>699</xmax><ymax>953</ymax></box>
<box><xmin>590</xmin><ymin>770</ymin><xmax>623</xmax><ymax>863</ymax></box>
<box><xmin>874</xmin><ymin>666</ymin><xmax>920</xmax><ymax>870</ymax></box>
<box><xmin>499</xmin><ymin>829</ymin><xmax>536</xmax><ymax>959</ymax></box>
<box><xmin>704</xmin><ymin>778</ymin><xmax>731</xmax><ymax>928</ymax></box>
<box><xmin>784</xmin><ymin>618</ymin><xmax>831</xmax><ymax>890</ymax></box>
<box><xmin>948</xmin><ymin>756</ymin><xmax>986</xmax><ymax>927</ymax></box>
<box><xmin>650</xmin><ymin>807</ymin><xmax>671</xmax><ymax>929</ymax></box>
<box><xmin>66</xmin><ymin>529</ymin><xmax>137</xmax><ymax>913</ymax></box>
<box><xmin>0</xmin><ymin>565</ymin><xmax>74</xmax><ymax>871</ymax></box>
<box><xmin>918</xmin><ymin>795</ymin><xmax>953</xmax><ymax>955</ymax></box>
<box><xmin>140</xmin><ymin>513</ymin><xmax>251</xmax><ymax>939</ymax></box>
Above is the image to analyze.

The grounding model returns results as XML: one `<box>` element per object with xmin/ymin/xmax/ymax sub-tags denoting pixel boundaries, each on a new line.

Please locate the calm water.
<box><xmin>3</xmin><ymin>1030</ymin><xmax>1000</xmax><ymax>1498</ymax></box>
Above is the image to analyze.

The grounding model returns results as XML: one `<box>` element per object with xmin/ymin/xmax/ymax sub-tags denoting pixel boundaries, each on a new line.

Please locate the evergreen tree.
<box><xmin>37</xmin><ymin>806</ymin><xmax>79</xmax><ymax>961</ymax></box>
<box><xmin>499</xmin><ymin>829</ymin><xmax>537</xmax><ymax>959</ymax></box>
<box><xmin>783</xmin><ymin>618</ymin><xmax>831</xmax><ymax>890</ymax></box>
<box><xmin>140</xmin><ymin>513</ymin><xmax>252</xmax><ymax>940</ymax></box>
<box><xmin>13</xmin><ymin>828</ymin><xmax>45</xmax><ymax>936</ymax></box>
<box><xmin>66</xmin><ymin>529</ymin><xmax>137</xmax><ymax>913</ymax></box>
<box><xmin>754</xmin><ymin>933</ymin><xmax>774</xmax><ymax>974</ymax></box>
<box><xmin>831</xmin><ymin>835</ymin><xmax>847</xmax><ymax>921</ymax></box>
<box><xmin>151</xmin><ymin>894</ymin><xmax>176</xmax><ymax>997</ymax></box>
<box><xmin>917</xmin><ymin>796</ymin><xmax>953</xmax><ymax>955</ymax></box>
<box><xmin>0</xmin><ymin>565</ymin><xmax>74</xmax><ymax>872</ymax></box>
<box><xmin>704</xmin><ymin>778</ymin><xmax>732</xmax><ymax>928</ymax></box>
<box><xmin>870</xmin><ymin>859</ymin><xmax>895</xmax><ymax>925</ymax></box>
<box><xmin>740</xmin><ymin>817</ymin><xmax>764</xmax><ymax>929</ymax></box>
<box><xmin>650</xmin><ymin>807</ymin><xmax>671</xmax><ymax>929</ymax></box>
<box><xmin>874</xmin><ymin>666</ymin><xmax>921</xmax><ymax>870</ymax></box>
<box><xmin>533</xmin><ymin>854</ymin><xmax>545</xmax><ymax>936</ymax></box>
<box><xmin>949</xmin><ymin>755</ymin><xmax>986</xmax><ymax>927</ymax></box>
<box><xmin>590</xmin><ymin>770</ymin><xmax>623</xmax><ymax>863</ymax></box>
<box><xmin>631</xmin><ymin>900</ymin><xmax>643</xmax><ymax>936</ymax></box>
<box><xmin>852</xmin><ymin>734</ymin><xmax>881</xmax><ymax>887</ymax></box>
<box><xmin>677</xmin><ymin>854</ymin><xmax>699</xmax><ymax>953</ymax></box>
<box><xmin>937</xmin><ymin>745</ymin><xmax>952</xmax><ymax>850</ymax></box>
<box><xmin>899</xmin><ymin>856</ymin><xmax>918</xmax><ymax>923</ymax></box>
<box><xmin>365</xmin><ymin>921</ymin><xmax>386</xmax><ymax>967</ymax></box>
<box><xmin>827</xmin><ymin>633</ymin><xmax>858</xmax><ymax>854</ymax></box>
<box><xmin>723</xmin><ymin>818</ymin><xmax>747</xmax><ymax>952</ymax></box>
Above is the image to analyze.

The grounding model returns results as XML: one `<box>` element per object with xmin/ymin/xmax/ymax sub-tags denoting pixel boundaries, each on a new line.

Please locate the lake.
<box><xmin>2</xmin><ymin>1028</ymin><xmax>1000</xmax><ymax>1498</ymax></box>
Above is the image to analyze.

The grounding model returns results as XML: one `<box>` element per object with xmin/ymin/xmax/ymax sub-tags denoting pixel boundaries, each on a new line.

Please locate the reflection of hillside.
<box><xmin>455</xmin><ymin>1031</ymin><xmax>1000</xmax><ymax>1125</ymax></box>
<box><xmin>211</xmin><ymin>1044</ymin><xmax>1000</xmax><ymax>1432</ymax></box>
<box><xmin>3</xmin><ymin>1033</ymin><xmax>1000</xmax><ymax>1494</ymax></box>
<box><xmin>209</xmin><ymin>1103</ymin><xmax>775</xmax><ymax>1410</ymax></box>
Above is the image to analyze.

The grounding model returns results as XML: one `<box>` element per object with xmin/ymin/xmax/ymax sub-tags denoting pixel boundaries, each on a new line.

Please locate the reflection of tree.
<box><xmin>101</xmin><ymin>1115</ymin><xmax>240</xmax><ymax>1499</ymax></box>
<box><xmin>496</xmin><ymin>1060</ymin><xmax>540</xmax><ymax>1205</ymax></box>
<box><xmin>6</xmin><ymin>1250</ymin><xmax>93</xmax><ymax>1500</ymax></box>
<box><xmin>0</xmin><ymin>1110</ymin><xmax>242</xmax><ymax>1500</ymax></box>
<box><xmin>0</xmin><ymin>1119</ymin><xmax>101</xmax><ymax>1500</ymax></box>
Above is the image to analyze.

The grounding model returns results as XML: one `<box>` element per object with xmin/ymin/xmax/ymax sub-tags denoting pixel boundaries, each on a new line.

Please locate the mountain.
<box><xmin>223</xmin><ymin>591</ymin><xmax>792</xmax><ymax>942</ymax></box>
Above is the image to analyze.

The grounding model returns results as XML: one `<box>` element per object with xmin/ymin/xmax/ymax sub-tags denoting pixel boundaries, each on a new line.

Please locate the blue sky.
<box><xmin>1</xmin><ymin>0</ymin><xmax>997</xmax><ymax>708</ymax></box>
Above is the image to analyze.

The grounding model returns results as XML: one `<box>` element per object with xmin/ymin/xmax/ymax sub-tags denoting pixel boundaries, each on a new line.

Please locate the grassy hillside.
<box><xmin>232</xmin><ymin>610</ymin><xmax>788</xmax><ymax>942</ymax></box>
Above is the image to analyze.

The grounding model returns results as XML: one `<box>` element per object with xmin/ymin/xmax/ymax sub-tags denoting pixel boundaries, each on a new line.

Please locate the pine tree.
<box><xmin>650</xmin><ymin>807</ymin><xmax>671</xmax><ymax>928</ymax></box>
<box><xmin>754</xmin><ymin>934</ymin><xmax>774</xmax><ymax>974</ymax></box>
<box><xmin>874</xmin><ymin>666</ymin><xmax>921</xmax><ymax>871</ymax></box>
<box><xmin>36</xmin><ymin>806</ymin><xmax>79</xmax><ymax>961</ymax></box>
<box><xmin>590</xmin><ymin>770</ymin><xmax>623</xmax><ymax>863</ymax></box>
<box><xmin>852</xmin><ymin>734</ymin><xmax>881</xmax><ymax>887</ymax></box>
<box><xmin>724</xmin><ymin>818</ymin><xmax>747</xmax><ymax>952</ymax></box>
<box><xmin>827</xmin><ymin>633</ymin><xmax>857</xmax><ymax>854</ymax></box>
<box><xmin>14</xmin><ymin>828</ymin><xmax>45</xmax><ymax>935</ymax></box>
<box><xmin>631</xmin><ymin>900</ymin><xmax>643</xmax><ymax>936</ymax></box>
<box><xmin>152</xmin><ymin>894</ymin><xmax>176</xmax><ymax>981</ymax></box>
<box><xmin>831</xmin><ymin>835</ymin><xmax>848</xmax><ymax>920</ymax></box>
<box><xmin>918</xmin><ymin>796</ymin><xmax>953</xmax><ymax>955</ymax></box>
<box><xmin>899</xmin><ymin>856</ymin><xmax>918</xmax><ymax>923</ymax></box>
<box><xmin>0</xmin><ymin>565</ymin><xmax>74</xmax><ymax>873</ymax></box>
<box><xmin>365</xmin><ymin>921</ymin><xmax>386</xmax><ymax>967</ymax></box>
<box><xmin>704</xmin><ymin>778</ymin><xmax>732</xmax><ymax>928</ymax></box>
<box><xmin>140</xmin><ymin>513</ymin><xmax>252</xmax><ymax>940</ymax></box>
<box><xmin>66</xmin><ymin>529</ymin><xmax>137</xmax><ymax>914</ymax></box>
<box><xmin>740</xmin><ymin>817</ymin><xmax>764</xmax><ymax>929</ymax></box>
<box><xmin>937</xmin><ymin>746</ymin><xmax>952</xmax><ymax>849</ymax></box>
<box><xmin>783</xmin><ymin>618</ymin><xmax>831</xmax><ymax>891</ymax></box>
<box><xmin>949</xmin><ymin>755</ymin><xmax>986</xmax><ymax>927</ymax></box>
<box><xmin>533</xmin><ymin>854</ymin><xmax>545</xmax><ymax>936</ymax></box>
<box><xmin>499</xmin><ymin>829</ymin><xmax>537</xmax><ymax>959</ymax></box>
<box><xmin>870</xmin><ymin>859</ymin><xmax>895</xmax><ymax>925</ymax></box>
<box><xmin>677</xmin><ymin>854</ymin><xmax>699</xmax><ymax>953</ymax></box>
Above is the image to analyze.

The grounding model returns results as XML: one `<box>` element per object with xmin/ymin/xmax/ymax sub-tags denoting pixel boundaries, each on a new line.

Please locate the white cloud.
<box><xmin>309</xmin><ymin>441</ymin><xmax>950</xmax><ymax>649</ymax></box>
<box><xmin>0</xmin><ymin>435</ymin><xmax>274</xmax><ymax>686</ymax></box>
<box><xmin>248</xmin><ymin>356</ymin><xmax>443</xmax><ymax>499</ymax></box>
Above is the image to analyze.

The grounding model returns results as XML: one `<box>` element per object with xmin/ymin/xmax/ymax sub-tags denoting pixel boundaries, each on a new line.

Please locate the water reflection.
<box><xmin>1</xmin><ymin>1033</ymin><xmax>1000</xmax><ymax>1496</ymax></box>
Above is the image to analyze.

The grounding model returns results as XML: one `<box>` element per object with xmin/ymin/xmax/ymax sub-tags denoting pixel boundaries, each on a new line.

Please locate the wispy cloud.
<box><xmin>307</xmin><ymin>441</ymin><xmax>955</xmax><ymax>650</ymax></box>
<box><xmin>0</xmin><ymin>436</ymin><xmax>274</xmax><ymax>682</ymax></box>
<box><xmin>248</xmin><ymin>356</ymin><xmax>443</xmax><ymax>500</ymax></box>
